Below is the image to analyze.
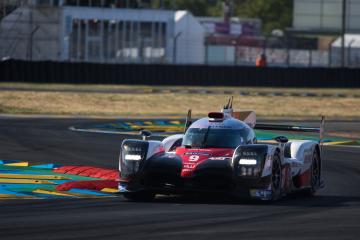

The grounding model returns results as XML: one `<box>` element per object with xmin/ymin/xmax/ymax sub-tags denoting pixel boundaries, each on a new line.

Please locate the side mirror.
<box><xmin>140</xmin><ymin>130</ymin><xmax>152</xmax><ymax>140</ymax></box>
<box><xmin>274</xmin><ymin>136</ymin><xmax>288</xmax><ymax>143</ymax></box>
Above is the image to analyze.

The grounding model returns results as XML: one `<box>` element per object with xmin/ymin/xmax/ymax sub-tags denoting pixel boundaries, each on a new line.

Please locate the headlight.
<box><xmin>125</xmin><ymin>154</ymin><xmax>142</xmax><ymax>161</ymax></box>
<box><xmin>238</xmin><ymin>159</ymin><xmax>259</xmax><ymax>177</ymax></box>
<box><xmin>239</xmin><ymin>166</ymin><xmax>261</xmax><ymax>177</ymax></box>
<box><xmin>239</xmin><ymin>159</ymin><xmax>257</xmax><ymax>165</ymax></box>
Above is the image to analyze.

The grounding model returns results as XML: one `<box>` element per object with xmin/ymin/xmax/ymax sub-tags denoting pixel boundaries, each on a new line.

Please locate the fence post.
<box><xmin>205</xmin><ymin>41</ymin><xmax>208</xmax><ymax>65</ymax></box>
<box><xmin>285</xmin><ymin>35</ymin><xmax>290</xmax><ymax>67</ymax></box>
<box><xmin>348</xmin><ymin>39</ymin><xmax>354</xmax><ymax>67</ymax></box>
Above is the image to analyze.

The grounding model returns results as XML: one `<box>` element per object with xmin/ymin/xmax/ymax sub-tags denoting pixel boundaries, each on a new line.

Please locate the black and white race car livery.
<box><xmin>118</xmin><ymin>98</ymin><xmax>325</xmax><ymax>201</ymax></box>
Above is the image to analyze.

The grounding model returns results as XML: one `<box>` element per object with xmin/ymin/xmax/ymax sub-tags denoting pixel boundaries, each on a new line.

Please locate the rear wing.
<box><xmin>232</xmin><ymin>111</ymin><xmax>256</xmax><ymax>128</ymax></box>
<box><xmin>255</xmin><ymin>116</ymin><xmax>325</xmax><ymax>146</ymax></box>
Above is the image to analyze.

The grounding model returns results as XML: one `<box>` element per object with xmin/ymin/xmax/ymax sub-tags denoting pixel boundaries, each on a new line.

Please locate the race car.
<box><xmin>118</xmin><ymin>98</ymin><xmax>324</xmax><ymax>201</ymax></box>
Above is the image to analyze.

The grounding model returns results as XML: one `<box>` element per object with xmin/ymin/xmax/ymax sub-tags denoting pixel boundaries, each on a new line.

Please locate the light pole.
<box><xmin>173</xmin><ymin>31</ymin><xmax>182</xmax><ymax>64</ymax></box>
<box><xmin>341</xmin><ymin>0</ymin><xmax>346</xmax><ymax>67</ymax></box>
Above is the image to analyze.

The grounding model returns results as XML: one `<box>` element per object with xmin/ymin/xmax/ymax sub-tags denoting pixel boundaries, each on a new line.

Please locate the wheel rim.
<box><xmin>272</xmin><ymin>158</ymin><xmax>281</xmax><ymax>191</ymax></box>
<box><xmin>311</xmin><ymin>154</ymin><xmax>320</xmax><ymax>188</ymax></box>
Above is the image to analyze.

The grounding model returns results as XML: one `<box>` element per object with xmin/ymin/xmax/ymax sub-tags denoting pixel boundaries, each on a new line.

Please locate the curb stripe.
<box><xmin>0</xmin><ymin>178</ymin><xmax>55</xmax><ymax>184</ymax></box>
<box><xmin>0</xmin><ymin>174</ymin><xmax>71</xmax><ymax>180</ymax></box>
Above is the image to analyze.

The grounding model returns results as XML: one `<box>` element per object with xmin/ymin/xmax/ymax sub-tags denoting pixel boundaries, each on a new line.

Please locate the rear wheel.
<box><xmin>271</xmin><ymin>154</ymin><xmax>282</xmax><ymax>201</ymax></box>
<box><xmin>304</xmin><ymin>150</ymin><xmax>320</xmax><ymax>196</ymax></box>
<box><xmin>123</xmin><ymin>191</ymin><xmax>155</xmax><ymax>202</ymax></box>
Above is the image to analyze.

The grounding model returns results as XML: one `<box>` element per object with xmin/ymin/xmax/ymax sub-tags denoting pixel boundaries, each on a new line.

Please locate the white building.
<box><xmin>293</xmin><ymin>0</ymin><xmax>360</xmax><ymax>33</ymax></box>
<box><xmin>331</xmin><ymin>34</ymin><xmax>360</xmax><ymax>67</ymax></box>
<box><xmin>0</xmin><ymin>0</ymin><xmax>205</xmax><ymax>64</ymax></box>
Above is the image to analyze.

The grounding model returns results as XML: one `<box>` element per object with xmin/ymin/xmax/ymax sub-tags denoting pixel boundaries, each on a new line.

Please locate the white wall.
<box><xmin>0</xmin><ymin>6</ymin><xmax>205</xmax><ymax>64</ymax></box>
<box><xmin>331</xmin><ymin>34</ymin><xmax>360</xmax><ymax>67</ymax></box>
<box><xmin>174</xmin><ymin>11</ymin><xmax>205</xmax><ymax>64</ymax></box>
<box><xmin>61</xmin><ymin>7</ymin><xmax>176</xmax><ymax>61</ymax></box>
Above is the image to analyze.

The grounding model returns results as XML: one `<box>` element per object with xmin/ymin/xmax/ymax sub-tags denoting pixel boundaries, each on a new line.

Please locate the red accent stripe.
<box><xmin>294</xmin><ymin>169</ymin><xmax>311</xmax><ymax>188</ymax></box>
<box><xmin>53</xmin><ymin>166</ymin><xmax>119</xmax><ymax>181</ymax></box>
<box><xmin>78</xmin><ymin>168</ymin><xmax>105</xmax><ymax>177</ymax></box>
<box><xmin>66</xmin><ymin>166</ymin><xmax>94</xmax><ymax>175</ymax></box>
<box><xmin>93</xmin><ymin>169</ymin><xmax>117</xmax><ymax>179</ymax></box>
<box><xmin>56</xmin><ymin>180</ymin><xmax>117</xmax><ymax>191</ymax></box>
<box><xmin>53</xmin><ymin>166</ymin><xmax>80</xmax><ymax>174</ymax></box>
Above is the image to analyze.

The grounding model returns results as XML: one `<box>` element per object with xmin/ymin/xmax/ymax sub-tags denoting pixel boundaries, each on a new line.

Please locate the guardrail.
<box><xmin>1</xmin><ymin>60</ymin><xmax>360</xmax><ymax>87</ymax></box>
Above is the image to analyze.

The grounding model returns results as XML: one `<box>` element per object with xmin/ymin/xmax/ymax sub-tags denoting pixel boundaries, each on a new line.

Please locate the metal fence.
<box><xmin>2</xmin><ymin>60</ymin><xmax>360</xmax><ymax>87</ymax></box>
<box><xmin>1</xmin><ymin>0</ymin><xmax>360</xmax><ymax>68</ymax></box>
<box><xmin>205</xmin><ymin>35</ymin><xmax>337</xmax><ymax>67</ymax></box>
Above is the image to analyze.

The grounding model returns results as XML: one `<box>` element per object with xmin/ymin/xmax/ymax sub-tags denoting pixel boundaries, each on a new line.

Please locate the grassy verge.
<box><xmin>0</xmin><ymin>89</ymin><xmax>359</xmax><ymax>119</ymax></box>
<box><xmin>1</xmin><ymin>82</ymin><xmax>360</xmax><ymax>95</ymax></box>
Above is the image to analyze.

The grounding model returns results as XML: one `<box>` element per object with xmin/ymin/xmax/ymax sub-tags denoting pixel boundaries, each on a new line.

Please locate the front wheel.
<box><xmin>123</xmin><ymin>191</ymin><xmax>155</xmax><ymax>202</ymax></box>
<box><xmin>271</xmin><ymin>154</ymin><xmax>282</xmax><ymax>201</ymax></box>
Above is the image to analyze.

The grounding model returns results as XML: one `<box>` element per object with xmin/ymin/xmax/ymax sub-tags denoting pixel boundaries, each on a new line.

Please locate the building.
<box><xmin>293</xmin><ymin>0</ymin><xmax>360</xmax><ymax>33</ymax></box>
<box><xmin>331</xmin><ymin>34</ymin><xmax>360</xmax><ymax>67</ymax></box>
<box><xmin>197</xmin><ymin>16</ymin><xmax>262</xmax><ymax>65</ymax></box>
<box><xmin>287</xmin><ymin>0</ymin><xmax>360</xmax><ymax>67</ymax></box>
<box><xmin>0</xmin><ymin>0</ymin><xmax>205</xmax><ymax>64</ymax></box>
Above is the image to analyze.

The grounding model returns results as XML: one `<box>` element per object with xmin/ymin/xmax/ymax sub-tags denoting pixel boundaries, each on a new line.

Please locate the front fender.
<box><xmin>288</xmin><ymin>140</ymin><xmax>318</xmax><ymax>175</ymax></box>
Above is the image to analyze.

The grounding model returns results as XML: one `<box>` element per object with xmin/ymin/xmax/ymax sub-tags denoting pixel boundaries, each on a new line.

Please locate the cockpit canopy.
<box><xmin>182</xmin><ymin>117</ymin><xmax>256</xmax><ymax>149</ymax></box>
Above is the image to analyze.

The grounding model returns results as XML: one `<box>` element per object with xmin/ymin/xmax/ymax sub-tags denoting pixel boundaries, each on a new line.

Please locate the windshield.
<box><xmin>182</xmin><ymin>127</ymin><xmax>247</xmax><ymax>149</ymax></box>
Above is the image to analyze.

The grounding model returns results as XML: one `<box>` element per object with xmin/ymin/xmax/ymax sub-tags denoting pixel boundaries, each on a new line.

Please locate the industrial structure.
<box><xmin>1</xmin><ymin>0</ymin><xmax>360</xmax><ymax>67</ymax></box>
<box><xmin>0</xmin><ymin>0</ymin><xmax>204</xmax><ymax>64</ymax></box>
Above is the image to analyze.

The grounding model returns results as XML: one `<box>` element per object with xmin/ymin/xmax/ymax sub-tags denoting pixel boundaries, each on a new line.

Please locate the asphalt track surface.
<box><xmin>0</xmin><ymin>118</ymin><xmax>359</xmax><ymax>240</ymax></box>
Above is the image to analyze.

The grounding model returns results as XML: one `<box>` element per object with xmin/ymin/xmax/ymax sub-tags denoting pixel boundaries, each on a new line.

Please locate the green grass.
<box><xmin>0</xmin><ymin>83</ymin><xmax>359</xmax><ymax>119</ymax></box>
<box><xmin>1</xmin><ymin>82</ymin><xmax>359</xmax><ymax>95</ymax></box>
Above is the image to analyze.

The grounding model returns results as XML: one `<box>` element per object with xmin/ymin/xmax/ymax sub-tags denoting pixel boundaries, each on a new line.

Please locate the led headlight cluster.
<box><xmin>233</xmin><ymin>147</ymin><xmax>267</xmax><ymax>178</ymax></box>
<box><xmin>238</xmin><ymin>158</ymin><xmax>260</xmax><ymax>177</ymax></box>
<box><xmin>125</xmin><ymin>154</ymin><xmax>142</xmax><ymax>161</ymax></box>
<box><xmin>120</xmin><ymin>141</ymin><xmax>148</xmax><ymax>179</ymax></box>
<box><xmin>123</xmin><ymin>146</ymin><xmax>143</xmax><ymax>152</ymax></box>
<box><xmin>239</xmin><ymin>165</ymin><xmax>261</xmax><ymax>177</ymax></box>
<box><xmin>123</xmin><ymin>145</ymin><xmax>144</xmax><ymax>162</ymax></box>
<box><xmin>239</xmin><ymin>159</ymin><xmax>257</xmax><ymax>165</ymax></box>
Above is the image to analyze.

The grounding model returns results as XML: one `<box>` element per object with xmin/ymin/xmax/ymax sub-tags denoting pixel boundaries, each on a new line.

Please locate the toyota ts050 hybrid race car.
<box><xmin>118</xmin><ymin>98</ymin><xmax>325</xmax><ymax>201</ymax></box>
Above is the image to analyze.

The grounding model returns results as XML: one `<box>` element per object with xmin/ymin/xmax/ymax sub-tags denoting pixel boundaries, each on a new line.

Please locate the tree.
<box><xmin>151</xmin><ymin>0</ymin><xmax>221</xmax><ymax>16</ymax></box>
<box><xmin>175</xmin><ymin>0</ymin><xmax>221</xmax><ymax>16</ymax></box>
<box><xmin>234</xmin><ymin>0</ymin><xmax>293</xmax><ymax>33</ymax></box>
<box><xmin>151</xmin><ymin>0</ymin><xmax>293</xmax><ymax>34</ymax></box>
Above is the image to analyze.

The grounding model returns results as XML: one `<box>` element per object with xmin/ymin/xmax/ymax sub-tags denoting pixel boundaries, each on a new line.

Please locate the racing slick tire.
<box><xmin>271</xmin><ymin>154</ymin><xmax>282</xmax><ymax>201</ymax></box>
<box><xmin>123</xmin><ymin>191</ymin><xmax>155</xmax><ymax>202</ymax></box>
<box><xmin>303</xmin><ymin>149</ymin><xmax>321</xmax><ymax>196</ymax></box>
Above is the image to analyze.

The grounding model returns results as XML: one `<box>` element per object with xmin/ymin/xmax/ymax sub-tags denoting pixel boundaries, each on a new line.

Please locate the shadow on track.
<box><xmin>121</xmin><ymin>193</ymin><xmax>360</xmax><ymax>208</ymax></box>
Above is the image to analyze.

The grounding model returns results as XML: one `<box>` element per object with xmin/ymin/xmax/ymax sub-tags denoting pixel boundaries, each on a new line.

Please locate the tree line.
<box><xmin>152</xmin><ymin>0</ymin><xmax>293</xmax><ymax>33</ymax></box>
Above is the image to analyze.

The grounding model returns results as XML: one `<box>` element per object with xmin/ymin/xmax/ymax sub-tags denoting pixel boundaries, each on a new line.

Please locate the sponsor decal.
<box><xmin>250</xmin><ymin>189</ymin><xmax>272</xmax><ymax>199</ymax></box>
<box><xmin>184</xmin><ymin>152</ymin><xmax>211</xmax><ymax>156</ymax></box>
<box><xmin>183</xmin><ymin>163</ymin><xmax>196</xmax><ymax>169</ymax></box>
<box><xmin>119</xmin><ymin>183</ymin><xmax>128</xmax><ymax>192</ymax></box>
<box><xmin>209</xmin><ymin>157</ymin><xmax>229</xmax><ymax>161</ymax></box>
<box><xmin>208</xmin><ymin>123</ymin><xmax>233</xmax><ymax>129</ymax></box>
